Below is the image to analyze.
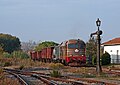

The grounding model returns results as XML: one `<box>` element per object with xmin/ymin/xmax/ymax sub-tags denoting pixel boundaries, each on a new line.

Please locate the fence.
<box><xmin>112</xmin><ymin>59</ymin><xmax>120</xmax><ymax>64</ymax></box>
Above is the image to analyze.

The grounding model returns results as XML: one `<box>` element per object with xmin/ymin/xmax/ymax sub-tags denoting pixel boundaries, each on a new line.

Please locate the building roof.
<box><xmin>102</xmin><ymin>38</ymin><xmax>120</xmax><ymax>45</ymax></box>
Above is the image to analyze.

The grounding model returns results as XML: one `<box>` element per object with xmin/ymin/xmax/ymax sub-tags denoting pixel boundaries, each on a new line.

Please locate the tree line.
<box><xmin>0</xmin><ymin>33</ymin><xmax>21</xmax><ymax>53</ymax></box>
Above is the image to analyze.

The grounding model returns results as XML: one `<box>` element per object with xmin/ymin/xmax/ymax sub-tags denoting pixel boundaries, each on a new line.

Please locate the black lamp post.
<box><xmin>96</xmin><ymin>18</ymin><xmax>102</xmax><ymax>75</ymax></box>
<box><xmin>90</xmin><ymin>18</ymin><xmax>102</xmax><ymax>75</ymax></box>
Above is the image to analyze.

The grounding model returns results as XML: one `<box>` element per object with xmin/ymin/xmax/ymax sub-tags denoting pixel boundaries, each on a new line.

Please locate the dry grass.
<box><xmin>0</xmin><ymin>77</ymin><xmax>20</xmax><ymax>85</ymax></box>
<box><xmin>0</xmin><ymin>57</ymin><xmax>47</xmax><ymax>68</ymax></box>
<box><xmin>0</xmin><ymin>68</ymin><xmax>20</xmax><ymax>85</ymax></box>
<box><xmin>63</xmin><ymin>67</ymin><xmax>97</xmax><ymax>75</ymax></box>
<box><xmin>0</xmin><ymin>54</ymin><xmax>120</xmax><ymax>81</ymax></box>
<box><xmin>48</xmin><ymin>63</ymin><xmax>64</xmax><ymax>70</ymax></box>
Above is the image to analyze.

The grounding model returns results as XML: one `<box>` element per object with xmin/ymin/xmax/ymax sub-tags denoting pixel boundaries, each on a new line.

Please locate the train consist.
<box><xmin>30</xmin><ymin>39</ymin><xmax>86</xmax><ymax>66</ymax></box>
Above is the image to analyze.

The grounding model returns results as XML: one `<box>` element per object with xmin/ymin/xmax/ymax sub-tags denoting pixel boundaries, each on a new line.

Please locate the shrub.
<box><xmin>49</xmin><ymin>63</ymin><xmax>64</xmax><ymax>70</ymax></box>
<box><xmin>101</xmin><ymin>52</ymin><xmax>111</xmax><ymax>65</ymax></box>
<box><xmin>12</xmin><ymin>51</ymin><xmax>29</xmax><ymax>59</ymax></box>
<box><xmin>50</xmin><ymin>70</ymin><xmax>61</xmax><ymax>78</ymax></box>
<box><xmin>3</xmin><ymin>62</ymin><xmax>12</xmax><ymax>67</ymax></box>
<box><xmin>19</xmin><ymin>65</ymin><xmax>24</xmax><ymax>70</ymax></box>
<box><xmin>3</xmin><ymin>52</ymin><xmax>12</xmax><ymax>58</ymax></box>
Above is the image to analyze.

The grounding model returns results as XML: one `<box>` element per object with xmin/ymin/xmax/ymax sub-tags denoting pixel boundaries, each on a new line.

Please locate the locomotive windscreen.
<box><xmin>68</xmin><ymin>44</ymin><xmax>78</xmax><ymax>49</ymax></box>
<box><xmin>68</xmin><ymin>43</ymin><xmax>85</xmax><ymax>49</ymax></box>
<box><xmin>67</xmin><ymin>40</ymin><xmax>85</xmax><ymax>56</ymax></box>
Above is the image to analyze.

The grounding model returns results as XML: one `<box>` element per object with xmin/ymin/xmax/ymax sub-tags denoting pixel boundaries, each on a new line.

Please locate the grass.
<box><xmin>0</xmin><ymin>54</ymin><xmax>120</xmax><ymax>83</ymax></box>
<box><xmin>48</xmin><ymin>63</ymin><xmax>64</xmax><ymax>70</ymax></box>
<box><xmin>0</xmin><ymin>68</ymin><xmax>20</xmax><ymax>85</ymax></box>
<box><xmin>50</xmin><ymin>70</ymin><xmax>61</xmax><ymax>78</ymax></box>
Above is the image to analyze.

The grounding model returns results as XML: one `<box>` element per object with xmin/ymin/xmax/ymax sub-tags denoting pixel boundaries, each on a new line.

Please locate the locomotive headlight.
<box><xmin>75</xmin><ymin>49</ymin><xmax>79</xmax><ymax>52</ymax></box>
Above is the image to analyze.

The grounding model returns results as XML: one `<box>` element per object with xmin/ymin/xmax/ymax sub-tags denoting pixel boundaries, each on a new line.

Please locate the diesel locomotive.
<box><xmin>30</xmin><ymin>39</ymin><xmax>86</xmax><ymax>66</ymax></box>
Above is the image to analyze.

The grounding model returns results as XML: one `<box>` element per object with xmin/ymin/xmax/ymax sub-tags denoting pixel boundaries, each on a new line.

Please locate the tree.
<box><xmin>86</xmin><ymin>37</ymin><xmax>97</xmax><ymax>57</ymax></box>
<box><xmin>35</xmin><ymin>41</ymin><xmax>58</xmax><ymax>51</ymax></box>
<box><xmin>86</xmin><ymin>37</ymin><xmax>97</xmax><ymax>64</ymax></box>
<box><xmin>0</xmin><ymin>33</ymin><xmax>21</xmax><ymax>53</ymax></box>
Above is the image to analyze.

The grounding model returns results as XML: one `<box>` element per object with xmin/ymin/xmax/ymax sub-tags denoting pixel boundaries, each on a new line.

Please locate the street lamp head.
<box><xmin>96</xmin><ymin>18</ymin><xmax>101</xmax><ymax>27</ymax></box>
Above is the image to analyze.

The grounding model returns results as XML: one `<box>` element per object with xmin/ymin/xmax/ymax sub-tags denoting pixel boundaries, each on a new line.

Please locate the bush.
<box><xmin>50</xmin><ymin>70</ymin><xmax>61</xmax><ymax>78</ymax></box>
<box><xmin>101</xmin><ymin>52</ymin><xmax>111</xmax><ymax>65</ymax></box>
<box><xmin>19</xmin><ymin>65</ymin><xmax>24</xmax><ymax>70</ymax></box>
<box><xmin>3</xmin><ymin>62</ymin><xmax>12</xmax><ymax>67</ymax></box>
<box><xmin>12</xmin><ymin>51</ymin><xmax>29</xmax><ymax>59</ymax></box>
<box><xmin>3</xmin><ymin>52</ymin><xmax>12</xmax><ymax>58</ymax></box>
<box><xmin>49</xmin><ymin>63</ymin><xmax>64</xmax><ymax>70</ymax></box>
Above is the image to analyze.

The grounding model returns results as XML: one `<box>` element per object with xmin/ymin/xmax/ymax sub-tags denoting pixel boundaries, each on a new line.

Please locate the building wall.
<box><xmin>103</xmin><ymin>45</ymin><xmax>120</xmax><ymax>63</ymax></box>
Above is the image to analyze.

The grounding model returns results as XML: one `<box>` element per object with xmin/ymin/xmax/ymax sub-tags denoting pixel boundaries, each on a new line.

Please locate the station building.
<box><xmin>102</xmin><ymin>38</ymin><xmax>120</xmax><ymax>64</ymax></box>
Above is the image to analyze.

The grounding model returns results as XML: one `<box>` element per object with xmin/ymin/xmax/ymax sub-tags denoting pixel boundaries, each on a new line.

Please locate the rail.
<box><xmin>5</xmin><ymin>70</ymin><xmax>29</xmax><ymax>85</ymax></box>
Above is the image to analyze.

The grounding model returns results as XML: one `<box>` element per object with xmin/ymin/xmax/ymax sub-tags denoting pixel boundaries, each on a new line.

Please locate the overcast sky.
<box><xmin>1</xmin><ymin>0</ymin><xmax>120</xmax><ymax>43</ymax></box>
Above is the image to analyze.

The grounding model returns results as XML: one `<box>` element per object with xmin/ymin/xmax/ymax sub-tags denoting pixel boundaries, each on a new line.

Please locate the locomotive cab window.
<box><xmin>68</xmin><ymin>44</ymin><xmax>78</xmax><ymax>49</ymax></box>
<box><xmin>80</xmin><ymin>43</ymin><xmax>85</xmax><ymax>49</ymax></box>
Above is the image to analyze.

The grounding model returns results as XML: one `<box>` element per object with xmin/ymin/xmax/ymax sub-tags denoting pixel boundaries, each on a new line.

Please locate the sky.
<box><xmin>0</xmin><ymin>0</ymin><xmax>120</xmax><ymax>43</ymax></box>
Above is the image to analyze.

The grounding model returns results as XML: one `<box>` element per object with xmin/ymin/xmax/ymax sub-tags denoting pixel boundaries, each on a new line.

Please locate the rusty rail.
<box><xmin>5</xmin><ymin>70</ymin><xmax>29</xmax><ymax>85</ymax></box>
<box><xmin>67</xmin><ymin>76</ymin><xmax>118</xmax><ymax>85</ymax></box>
<box><xmin>4</xmin><ymin>68</ymin><xmax>119</xmax><ymax>85</ymax></box>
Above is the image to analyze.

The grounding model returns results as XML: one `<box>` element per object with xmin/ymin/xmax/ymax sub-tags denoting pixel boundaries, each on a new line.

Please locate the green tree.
<box><xmin>0</xmin><ymin>33</ymin><xmax>21</xmax><ymax>53</ymax></box>
<box><xmin>35</xmin><ymin>41</ymin><xmax>58</xmax><ymax>51</ymax></box>
<box><xmin>86</xmin><ymin>37</ymin><xmax>97</xmax><ymax>57</ymax></box>
<box><xmin>86</xmin><ymin>37</ymin><xmax>97</xmax><ymax>64</ymax></box>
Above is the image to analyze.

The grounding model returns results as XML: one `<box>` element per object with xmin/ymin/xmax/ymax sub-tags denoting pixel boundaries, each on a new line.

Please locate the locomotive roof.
<box><xmin>68</xmin><ymin>39</ymin><xmax>84</xmax><ymax>41</ymax></box>
<box><xmin>60</xmin><ymin>39</ymin><xmax>85</xmax><ymax>46</ymax></box>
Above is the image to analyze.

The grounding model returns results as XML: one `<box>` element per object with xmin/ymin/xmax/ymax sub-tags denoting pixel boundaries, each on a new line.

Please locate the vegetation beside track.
<box><xmin>0</xmin><ymin>53</ymin><xmax>120</xmax><ymax>84</ymax></box>
<box><xmin>0</xmin><ymin>68</ymin><xmax>20</xmax><ymax>85</ymax></box>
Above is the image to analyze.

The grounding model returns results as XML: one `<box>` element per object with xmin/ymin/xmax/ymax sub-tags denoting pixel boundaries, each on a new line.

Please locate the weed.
<box><xmin>3</xmin><ymin>62</ymin><xmax>12</xmax><ymax>67</ymax></box>
<box><xmin>50</xmin><ymin>70</ymin><xmax>61</xmax><ymax>78</ymax></box>
<box><xmin>0</xmin><ymin>68</ymin><xmax>4</xmax><ymax>79</ymax></box>
<box><xmin>19</xmin><ymin>65</ymin><xmax>24</xmax><ymax>70</ymax></box>
<box><xmin>49</xmin><ymin>63</ymin><xmax>64</xmax><ymax>70</ymax></box>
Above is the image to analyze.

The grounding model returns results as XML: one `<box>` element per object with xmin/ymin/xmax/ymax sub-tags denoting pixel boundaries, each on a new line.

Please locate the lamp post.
<box><xmin>90</xmin><ymin>18</ymin><xmax>102</xmax><ymax>75</ymax></box>
<box><xmin>96</xmin><ymin>18</ymin><xmax>102</xmax><ymax>75</ymax></box>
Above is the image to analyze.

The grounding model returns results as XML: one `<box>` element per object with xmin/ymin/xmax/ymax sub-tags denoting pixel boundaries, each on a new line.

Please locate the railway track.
<box><xmin>4</xmin><ymin>68</ymin><xmax>84</xmax><ymax>85</ymax></box>
<box><xmin>4</xmin><ymin>68</ymin><xmax>120</xmax><ymax>85</ymax></box>
<box><xmin>5</xmin><ymin>69</ymin><xmax>31</xmax><ymax>85</ymax></box>
<box><xmin>4</xmin><ymin>68</ymin><xmax>55</xmax><ymax>85</ymax></box>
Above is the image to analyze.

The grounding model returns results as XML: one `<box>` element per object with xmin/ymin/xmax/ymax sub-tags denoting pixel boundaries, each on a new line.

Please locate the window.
<box><xmin>68</xmin><ymin>44</ymin><xmax>78</xmax><ymax>49</ymax></box>
<box><xmin>80</xmin><ymin>43</ymin><xmax>85</xmax><ymax>49</ymax></box>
